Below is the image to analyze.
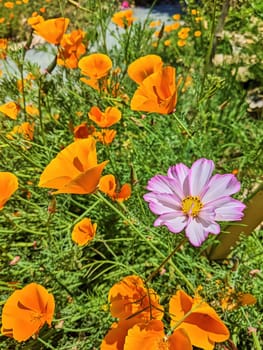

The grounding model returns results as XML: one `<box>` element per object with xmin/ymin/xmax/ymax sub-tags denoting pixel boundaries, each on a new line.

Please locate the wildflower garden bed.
<box><xmin>0</xmin><ymin>0</ymin><xmax>262</xmax><ymax>349</ymax></box>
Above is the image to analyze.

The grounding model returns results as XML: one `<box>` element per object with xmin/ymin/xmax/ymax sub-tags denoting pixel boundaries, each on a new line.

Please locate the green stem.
<box><xmin>94</xmin><ymin>192</ymin><xmax>195</xmax><ymax>292</ymax></box>
<box><xmin>199</xmin><ymin>0</ymin><xmax>217</xmax><ymax>100</ymax></box>
<box><xmin>38</xmin><ymin>337</ymin><xmax>56</xmax><ymax>350</ymax></box>
<box><xmin>172</xmin><ymin>112</ymin><xmax>191</xmax><ymax>137</ymax></box>
<box><xmin>145</xmin><ymin>237</ymin><xmax>187</xmax><ymax>283</ymax></box>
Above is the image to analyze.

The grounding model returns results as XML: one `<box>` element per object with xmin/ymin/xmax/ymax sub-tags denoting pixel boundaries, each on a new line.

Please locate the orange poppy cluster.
<box><xmin>6</xmin><ymin>122</ymin><xmax>34</xmax><ymax>141</ymax></box>
<box><xmin>1</xmin><ymin>283</ymin><xmax>55</xmax><ymax>342</ymax></box>
<box><xmin>0</xmin><ymin>172</ymin><xmax>18</xmax><ymax>210</ymax></box>
<box><xmin>39</xmin><ymin>137</ymin><xmax>108</xmax><ymax>194</ymax></box>
<box><xmin>71</xmin><ymin>217</ymin><xmax>97</xmax><ymax>246</ymax></box>
<box><xmin>111</xmin><ymin>9</ymin><xmax>136</xmax><ymax>29</ymax></box>
<box><xmin>27</xmin><ymin>16</ymin><xmax>86</xmax><ymax>69</ymax></box>
<box><xmin>128</xmin><ymin>55</ymin><xmax>178</xmax><ymax>114</ymax></box>
<box><xmin>57</xmin><ymin>29</ymin><xmax>86</xmax><ymax>69</ymax></box>
<box><xmin>101</xmin><ymin>275</ymin><xmax>230</xmax><ymax>350</ymax></box>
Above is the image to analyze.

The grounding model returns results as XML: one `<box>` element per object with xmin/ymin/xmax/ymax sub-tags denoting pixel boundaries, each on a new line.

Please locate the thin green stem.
<box><xmin>38</xmin><ymin>337</ymin><xmax>56</xmax><ymax>350</ymax></box>
<box><xmin>145</xmin><ymin>237</ymin><xmax>187</xmax><ymax>283</ymax></box>
<box><xmin>172</xmin><ymin>112</ymin><xmax>191</xmax><ymax>137</ymax></box>
<box><xmin>199</xmin><ymin>0</ymin><xmax>217</xmax><ymax>100</ymax></box>
<box><xmin>94</xmin><ymin>192</ymin><xmax>195</xmax><ymax>292</ymax></box>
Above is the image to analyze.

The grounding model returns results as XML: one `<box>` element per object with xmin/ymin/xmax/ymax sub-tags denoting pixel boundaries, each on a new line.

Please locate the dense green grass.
<box><xmin>0</xmin><ymin>1</ymin><xmax>262</xmax><ymax>349</ymax></box>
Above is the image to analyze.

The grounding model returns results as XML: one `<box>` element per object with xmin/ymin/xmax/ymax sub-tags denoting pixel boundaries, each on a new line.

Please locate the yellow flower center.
<box><xmin>181</xmin><ymin>196</ymin><xmax>203</xmax><ymax>217</ymax></box>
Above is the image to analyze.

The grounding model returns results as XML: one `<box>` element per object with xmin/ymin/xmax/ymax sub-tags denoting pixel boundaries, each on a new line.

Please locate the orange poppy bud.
<box><xmin>73</xmin><ymin>122</ymin><xmax>95</xmax><ymax>140</ymax></box>
<box><xmin>0</xmin><ymin>172</ymin><xmax>18</xmax><ymax>210</ymax></box>
<box><xmin>71</xmin><ymin>218</ymin><xmax>97</xmax><ymax>246</ymax></box>
<box><xmin>1</xmin><ymin>283</ymin><xmax>55</xmax><ymax>342</ymax></box>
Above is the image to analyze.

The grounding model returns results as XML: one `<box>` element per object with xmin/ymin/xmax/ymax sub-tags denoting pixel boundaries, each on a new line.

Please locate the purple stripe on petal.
<box><xmin>189</xmin><ymin>158</ymin><xmax>214</xmax><ymax>196</ymax></box>
<box><xmin>201</xmin><ymin>174</ymin><xmax>241</xmax><ymax>203</ymax></box>
<box><xmin>215</xmin><ymin>198</ymin><xmax>246</xmax><ymax>221</ymax></box>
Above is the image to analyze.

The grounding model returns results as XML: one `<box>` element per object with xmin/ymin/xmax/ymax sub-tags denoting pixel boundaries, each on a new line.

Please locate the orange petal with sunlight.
<box><xmin>71</xmin><ymin>218</ymin><xmax>97</xmax><ymax>246</ymax></box>
<box><xmin>130</xmin><ymin>66</ymin><xmax>177</xmax><ymax>114</ymax></box>
<box><xmin>1</xmin><ymin>283</ymin><xmax>55</xmax><ymax>342</ymax></box>
<box><xmin>0</xmin><ymin>172</ymin><xmax>18</xmax><ymax>210</ymax></box>
<box><xmin>78</xmin><ymin>53</ymin><xmax>112</xmax><ymax>80</ymax></box>
<box><xmin>38</xmin><ymin>138</ymin><xmax>108</xmax><ymax>194</ymax></box>
<box><xmin>169</xmin><ymin>290</ymin><xmax>230</xmax><ymax>350</ymax></box>
<box><xmin>0</xmin><ymin>101</ymin><xmax>20</xmax><ymax>119</ymax></box>
<box><xmin>32</xmin><ymin>17</ymin><xmax>69</xmax><ymax>45</ymax></box>
<box><xmin>88</xmin><ymin>106</ymin><xmax>122</xmax><ymax>128</ymax></box>
<box><xmin>128</xmin><ymin>55</ymin><xmax>163</xmax><ymax>84</ymax></box>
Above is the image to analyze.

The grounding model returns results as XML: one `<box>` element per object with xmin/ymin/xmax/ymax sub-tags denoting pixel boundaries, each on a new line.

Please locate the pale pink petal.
<box><xmin>201</xmin><ymin>174</ymin><xmax>241</xmax><ymax>203</ymax></box>
<box><xmin>198</xmin><ymin>206</ymin><xmax>216</xmax><ymax>222</ymax></box>
<box><xmin>154</xmin><ymin>212</ymin><xmax>187</xmax><ymax>233</ymax></box>
<box><xmin>215</xmin><ymin>198</ymin><xmax>246</xmax><ymax>221</ymax></box>
<box><xmin>189</xmin><ymin>158</ymin><xmax>214</xmax><ymax>196</ymax></box>
<box><xmin>185</xmin><ymin>218</ymin><xmax>210</xmax><ymax>246</ymax></box>
<box><xmin>167</xmin><ymin>163</ymin><xmax>190</xmax><ymax>197</ymax></box>
<box><xmin>148</xmin><ymin>201</ymin><xmax>175</xmax><ymax>215</ymax></box>
<box><xmin>144</xmin><ymin>192</ymin><xmax>181</xmax><ymax>209</ymax></box>
<box><xmin>146</xmin><ymin>175</ymin><xmax>175</xmax><ymax>194</ymax></box>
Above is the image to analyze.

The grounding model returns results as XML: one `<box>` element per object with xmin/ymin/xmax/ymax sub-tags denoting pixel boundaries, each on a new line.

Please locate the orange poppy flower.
<box><xmin>6</xmin><ymin>122</ymin><xmax>34</xmax><ymax>141</ymax></box>
<box><xmin>1</xmin><ymin>283</ymin><xmax>55</xmax><ymax>342</ymax></box>
<box><xmin>108</xmin><ymin>275</ymin><xmax>163</xmax><ymax>321</ymax></box>
<box><xmin>99</xmin><ymin>174</ymin><xmax>131</xmax><ymax>202</ymax></box>
<box><xmin>94</xmin><ymin>129</ymin><xmax>116</xmax><ymax>145</ymax></box>
<box><xmin>0</xmin><ymin>172</ymin><xmax>18</xmax><ymax>210</ymax></box>
<box><xmin>31</xmin><ymin>17</ymin><xmax>70</xmax><ymax>45</ymax></box>
<box><xmin>127</xmin><ymin>55</ymin><xmax>163</xmax><ymax>85</ymax></box>
<box><xmin>73</xmin><ymin>122</ymin><xmax>95</xmax><ymax>140</ymax></box>
<box><xmin>130</xmin><ymin>66</ymin><xmax>177</xmax><ymax>114</ymax></box>
<box><xmin>0</xmin><ymin>101</ymin><xmax>20</xmax><ymax>119</ymax></box>
<box><xmin>169</xmin><ymin>290</ymin><xmax>230</xmax><ymax>350</ymax></box>
<box><xmin>26</xmin><ymin>104</ymin><xmax>39</xmax><ymax>116</ymax></box>
<box><xmin>4</xmin><ymin>2</ymin><xmax>14</xmax><ymax>8</ymax></box>
<box><xmin>78</xmin><ymin>53</ymin><xmax>112</xmax><ymax>80</ymax></box>
<box><xmin>57</xmin><ymin>29</ymin><xmax>86</xmax><ymax>69</ymax></box>
<box><xmin>0</xmin><ymin>38</ymin><xmax>8</xmax><ymax>59</ymax></box>
<box><xmin>101</xmin><ymin>317</ymin><xmax>143</xmax><ymax>350</ymax></box>
<box><xmin>124</xmin><ymin>320</ymin><xmax>192</xmax><ymax>350</ymax></box>
<box><xmin>38</xmin><ymin>137</ymin><xmax>108</xmax><ymax>194</ymax></box>
<box><xmin>71</xmin><ymin>218</ymin><xmax>97</xmax><ymax>246</ymax></box>
<box><xmin>88</xmin><ymin>106</ymin><xmax>121</xmax><ymax>128</ymax></box>
<box><xmin>111</xmin><ymin>9</ymin><xmax>136</xmax><ymax>28</ymax></box>
<box><xmin>27</xmin><ymin>14</ymin><xmax>44</xmax><ymax>27</ymax></box>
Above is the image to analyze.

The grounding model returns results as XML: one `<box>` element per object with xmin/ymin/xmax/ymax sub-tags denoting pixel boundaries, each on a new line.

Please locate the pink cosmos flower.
<box><xmin>121</xmin><ymin>1</ymin><xmax>130</xmax><ymax>9</ymax></box>
<box><xmin>143</xmin><ymin>158</ymin><xmax>246</xmax><ymax>247</ymax></box>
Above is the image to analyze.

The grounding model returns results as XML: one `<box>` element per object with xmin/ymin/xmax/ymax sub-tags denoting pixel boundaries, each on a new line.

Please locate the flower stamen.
<box><xmin>181</xmin><ymin>196</ymin><xmax>203</xmax><ymax>217</ymax></box>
